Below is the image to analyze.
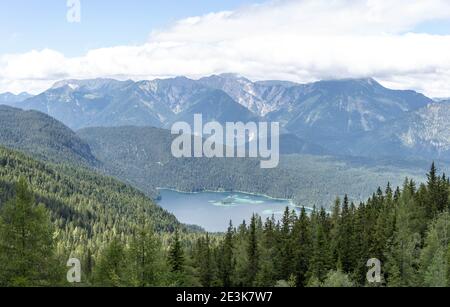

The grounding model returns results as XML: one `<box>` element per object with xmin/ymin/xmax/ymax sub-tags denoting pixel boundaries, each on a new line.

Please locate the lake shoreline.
<box><xmin>156</xmin><ymin>187</ymin><xmax>316</xmax><ymax>212</ymax></box>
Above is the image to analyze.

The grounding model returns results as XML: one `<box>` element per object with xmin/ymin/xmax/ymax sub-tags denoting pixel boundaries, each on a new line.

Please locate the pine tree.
<box><xmin>372</xmin><ymin>194</ymin><xmax>395</xmax><ymax>264</ymax></box>
<box><xmin>128</xmin><ymin>215</ymin><xmax>164</xmax><ymax>287</ymax></box>
<box><xmin>394</xmin><ymin>187</ymin><xmax>401</xmax><ymax>202</ymax></box>
<box><xmin>279</xmin><ymin>207</ymin><xmax>294</xmax><ymax>280</ymax></box>
<box><xmin>93</xmin><ymin>238</ymin><xmax>128</xmax><ymax>287</ymax></box>
<box><xmin>308</xmin><ymin>207</ymin><xmax>333</xmax><ymax>283</ymax></box>
<box><xmin>168</xmin><ymin>229</ymin><xmax>185</xmax><ymax>274</ymax></box>
<box><xmin>233</xmin><ymin>220</ymin><xmax>250</xmax><ymax>286</ymax></box>
<box><xmin>423</xmin><ymin>248</ymin><xmax>447</xmax><ymax>287</ymax></box>
<box><xmin>83</xmin><ymin>248</ymin><xmax>93</xmax><ymax>282</ymax></box>
<box><xmin>351</xmin><ymin>203</ymin><xmax>370</xmax><ymax>285</ymax></box>
<box><xmin>330</xmin><ymin>197</ymin><xmax>341</xmax><ymax>264</ymax></box>
<box><xmin>194</xmin><ymin>233</ymin><xmax>215</xmax><ymax>287</ymax></box>
<box><xmin>255</xmin><ymin>217</ymin><xmax>276</xmax><ymax>286</ymax></box>
<box><xmin>412</xmin><ymin>183</ymin><xmax>430</xmax><ymax>237</ymax></box>
<box><xmin>420</xmin><ymin>211</ymin><xmax>450</xmax><ymax>286</ymax></box>
<box><xmin>246</xmin><ymin>214</ymin><xmax>260</xmax><ymax>286</ymax></box>
<box><xmin>320</xmin><ymin>270</ymin><xmax>354</xmax><ymax>287</ymax></box>
<box><xmin>292</xmin><ymin>207</ymin><xmax>311</xmax><ymax>287</ymax></box>
<box><xmin>0</xmin><ymin>178</ymin><xmax>61</xmax><ymax>287</ymax></box>
<box><xmin>336</xmin><ymin>195</ymin><xmax>354</xmax><ymax>273</ymax></box>
<box><xmin>386</xmin><ymin>183</ymin><xmax>393</xmax><ymax>203</ymax></box>
<box><xmin>425</xmin><ymin>162</ymin><xmax>449</xmax><ymax>217</ymax></box>
<box><xmin>384</xmin><ymin>181</ymin><xmax>421</xmax><ymax>287</ymax></box>
<box><xmin>218</xmin><ymin>221</ymin><xmax>234</xmax><ymax>287</ymax></box>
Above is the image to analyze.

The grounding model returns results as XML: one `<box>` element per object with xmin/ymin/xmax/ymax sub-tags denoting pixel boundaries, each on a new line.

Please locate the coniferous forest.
<box><xmin>1</xmin><ymin>145</ymin><xmax>450</xmax><ymax>287</ymax></box>
<box><xmin>3</xmin><ymin>0</ymin><xmax>450</xmax><ymax>294</ymax></box>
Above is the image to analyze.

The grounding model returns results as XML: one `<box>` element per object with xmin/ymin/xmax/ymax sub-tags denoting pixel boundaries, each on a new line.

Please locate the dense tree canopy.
<box><xmin>1</xmin><ymin>146</ymin><xmax>450</xmax><ymax>287</ymax></box>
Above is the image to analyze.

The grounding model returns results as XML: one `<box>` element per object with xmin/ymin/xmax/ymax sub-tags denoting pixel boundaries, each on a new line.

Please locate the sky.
<box><xmin>0</xmin><ymin>0</ymin><xmax>262</xmax><ymax>56</ymax></box>
<box><xmin>1</xmin><ymin>0</ymin><xmax>450</xmax><ymax>97</ymax></box>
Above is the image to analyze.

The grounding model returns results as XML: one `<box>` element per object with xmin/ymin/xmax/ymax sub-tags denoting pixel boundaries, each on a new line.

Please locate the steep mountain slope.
<box><xmin>15</xmin><ymin>77</ymin><xmax>261</xmax><ymax>130</ymax></box>
<box><xmin>0</xmin><ymin>146</ymin><xmax>190</xmax><ymax>259</ymax></box>
<box><xmin>197</xmin><ymin>75</ymin><xmax>432</xmax><ymax>138</ymax></box>
<box><xmin>88</xmin><ymin>80</ymin><xmax>173</xmax><ymax>128</ymax></box>
<box><xmin>78</xmin><ymin>126</ymin><xmax>424</xmax><ymax>208</ymax></box>
<box><xmin>351</xmin><ymin>102</ymin><xmax>450</xmax><ymax>160</ymax></box>
<box><xmin>136</xmin><ymin>76</ymin><xmax>210</xmax><ymax>114</ymax></box>
<box><xmin>199</xmin><ymin>74</ymin><xmax>298</xmax><ymax>116</ymax></box>
<box><xmin>0</xmin><ymin>105</ymin><xmax>98</xmax><ymax>166</ymax></box>
<box><xmin>16</xmin><ymin>79</ymin><xmax>172</xmax><ymax>130</ymax></box>
<box><xmin>194</xmin><ymin>75</ymin><xmax>435</xmax><ymax>156</ymax></box>
<box><xmin>191</xmin><ymin>76</ymin><xmax>437</xmax><ymax>157</ymax></box>
<box><xmin>171</xmin><ymin>89</ymin><xmax>259</xmax><ymax>126</ymax></box>
<box><xmin>281</xmin><ymin>78</ymin><xmax>432</xmax><ymax>146</ymax></box>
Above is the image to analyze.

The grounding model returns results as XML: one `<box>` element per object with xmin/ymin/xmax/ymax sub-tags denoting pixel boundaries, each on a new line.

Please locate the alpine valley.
<box><xmin>1</xmin><ymin>74</ymin><xmax>450</xmax><ymax>287</ymax></box>
<box><xmin>1</xmin><ymin>74</ymin><xmax>449</xmax><ymax>208</ymax></box>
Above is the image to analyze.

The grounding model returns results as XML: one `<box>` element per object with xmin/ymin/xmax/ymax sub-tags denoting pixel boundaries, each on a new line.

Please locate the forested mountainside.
<box><xmin>1</xmin><ymin>160</ymin><xmax>449</xmax><ymax>287</ymax></box>
<box><xmin>0</xmin><ymin>146</ymin><xmax>195</xmax><ymax>278</ymax></box>
<box><xmin>0</xmin><ymin>104</ymin><xmax>423</xmax><ymax>209</ymax></box>
<box><xmin>78</xmin><ymin>126</ymin><xmax>426</xmax><ymax>208</ymax></box>
<box><xmin>0</xmin><ymin>106</ymin><xmax>98</xmax><ymax>167</ymax></box>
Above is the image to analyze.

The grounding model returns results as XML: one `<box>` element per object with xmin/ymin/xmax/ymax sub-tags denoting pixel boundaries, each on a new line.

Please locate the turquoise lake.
<box><xmin>157</xmin><ymin>189</ymin><xmax>307</xmax><ymax>232</ymax></box>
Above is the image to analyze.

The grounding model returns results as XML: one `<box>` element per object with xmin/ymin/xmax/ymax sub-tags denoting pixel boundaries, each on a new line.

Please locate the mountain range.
<box><xmin>1</xmin><ymin>74</ymin><xmax>449</xmax><ymax>161</ymax></box>
<box><xmin>0</xmin><ymin>92</ymin><xmax>33</xmax><ymax>105</ymax></box>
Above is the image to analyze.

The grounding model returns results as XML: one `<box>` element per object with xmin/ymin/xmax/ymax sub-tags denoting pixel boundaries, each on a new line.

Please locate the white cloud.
<box><xmin>2</xmin><ymin>0</ymin><xmax>450</xmax><ymax>97</ymax></box>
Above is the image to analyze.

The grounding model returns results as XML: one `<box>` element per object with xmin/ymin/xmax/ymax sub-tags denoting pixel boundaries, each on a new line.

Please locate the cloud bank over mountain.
<box><xmin>2</xmin><ymin>0</ymin><xmax>450</xmax><ymax>97</ymax></box>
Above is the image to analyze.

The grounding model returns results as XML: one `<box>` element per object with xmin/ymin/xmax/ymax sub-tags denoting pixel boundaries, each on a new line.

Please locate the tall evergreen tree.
<box><xmin>218</xmin><ymin>222</ymin><xmax>234</xmax><ymax>287</ymax></box>
<box><xmin>425</xmin><ymin>162</ymin><xmax>448</xmax><ymax>217</ymax></box>
<box><xmin>293</xmin><ymin>207</ymin><xmax>311</xmax><ymax>287</ymax></box>
<box><xmin>256</xmin><ymin>217</ymin><xmax>277</xmax><ymax>286</ymax></box>
<box><xmin>93</xmin><ymin>238</ymin><xmax>128</xmax><ymax>287</ymax></box>
<box><xmin>384</xmin><ymin>181</ymin><xmax>421</xmax><ymax>287</ymax></box>
<box><xmin>330</xmin><ymin>197</ymin><xmax>341</xmax><ymax>264</ymax></box>
<box><xmin>128</xmin><ymin>214</ymin><xmax>164</xmax><ymax>287</ymax></box>
<box><xmin>168</xmin><ymin>229</ymin><xmax>185</xmax><ymax>274</ymax></box>
<box><xmin>194</xmin><ymin>233</ymin><xmax>215</xmax><ymax>287</ymax></box>
<box><xmin>246</xmin><ymin>214</ymin><xmax>260</xmax><ymax>286</ymax></box>
<box><xmin>336</xmin><ymin>195</ymin><xmax>355</xmax><ymax>273</ymax></box>
<box><xmin>308</xmin><ymin>207</ymin><xmax>333</xmax><ymax>283</ymax></box>
<box><xmin>420</xmin><ymin>211</ymin><xmax>450</xmax><ymax>287</ymax></box>
<box><xmin>278</xmin><ymin>207</ymin><xmax>294</xmax><ymax>280</ymax></box>
<box><xmin>0</xmin><ymin>178</ymin><xmax>61</xmax><ymax>287</ymax></box>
